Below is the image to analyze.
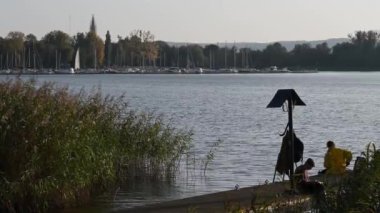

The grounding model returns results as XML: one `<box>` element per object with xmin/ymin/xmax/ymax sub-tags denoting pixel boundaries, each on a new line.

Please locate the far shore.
<box><xmin>4</xmin><ymin>68</ymin><xmax>380</xmax><ymax>76</ymax></box>
<box><xmin>0</xmin><ymin>68</ymin><xmax>318</xmax><ymax>75</ymax></box>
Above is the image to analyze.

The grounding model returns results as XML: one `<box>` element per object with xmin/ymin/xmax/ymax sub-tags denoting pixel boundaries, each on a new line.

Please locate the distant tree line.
<box><xmin>1</xmin><ymin>24</ymin><xmax>380</xmax><ymax>70</ymax></box>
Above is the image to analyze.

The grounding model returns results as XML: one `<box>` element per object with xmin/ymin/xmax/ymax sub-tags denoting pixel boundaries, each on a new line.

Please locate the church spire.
<box><xmin>90</xmin><ymin>15</ymin><xmax>96</xmax><ymax>34</ymax></box>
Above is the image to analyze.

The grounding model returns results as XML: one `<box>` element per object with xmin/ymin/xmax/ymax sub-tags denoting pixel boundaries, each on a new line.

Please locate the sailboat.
<box><xmin>183</xmin><ymin>45</ymin><xmax>203</xmax><ymax>74</ymax></box>
<box><xmin>74</xmin><ymin>48</ymin><xmax>80</xmax><ymax>71</ymax></box>
<box><xmin>218</xmin><ymin>43</ymin><xmax>238</xmax><ymax>73</ymax></box>
<box><xmin>54</xmin><ymin>50</ymin><xmax>75</xmax><ymax>74</ymax></box>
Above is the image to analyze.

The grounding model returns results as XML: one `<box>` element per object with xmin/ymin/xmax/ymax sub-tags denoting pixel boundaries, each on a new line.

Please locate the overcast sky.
<box><xmin>1</xmin><ymin>0</ymin><xmax>380</xmax><ymax>43</ymax></box>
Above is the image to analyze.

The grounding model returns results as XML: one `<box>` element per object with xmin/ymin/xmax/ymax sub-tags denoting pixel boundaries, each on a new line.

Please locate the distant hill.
<box><xmin>166</xmin><ymin>38</ymin><xmax>349</xmax><ymax>51</ymax></box>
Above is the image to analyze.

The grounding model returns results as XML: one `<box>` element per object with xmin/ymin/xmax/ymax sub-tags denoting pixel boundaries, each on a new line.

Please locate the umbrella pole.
<box><xmin>288</xmin><ymin>98</ymin><xmax>295</xmax><ymax>191</ymax></box>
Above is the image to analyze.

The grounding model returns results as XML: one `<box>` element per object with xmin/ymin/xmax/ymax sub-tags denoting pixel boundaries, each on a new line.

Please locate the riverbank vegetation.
<box><xmin>1</xmin><ymin>16</ymin><xmax>380</xmax><ymax>71</ymax></box>
<box><xmin>0</xmin><ymin>79</ymin><xmax>192</xmax><ymax>212</ymax></box>
<box><xmin>220</xmin><ymin>143</ymin><xmax>380</xmax><ymax>213</ymax></box>
<box><xmin>322</xmin><ymin>143</ymin><xmax>380</xmax><ymax>212</ymax></box>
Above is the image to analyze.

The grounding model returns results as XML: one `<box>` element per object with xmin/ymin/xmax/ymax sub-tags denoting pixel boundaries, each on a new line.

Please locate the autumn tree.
<box><xmin>129</xmin><ymin>30</ymin><xmax>158</xmax><ymax>66</ymax></box>
<box><xmin>87</xmin><ymin>31</ymin><xmax>104</xmax><ymax>68</ymax></box>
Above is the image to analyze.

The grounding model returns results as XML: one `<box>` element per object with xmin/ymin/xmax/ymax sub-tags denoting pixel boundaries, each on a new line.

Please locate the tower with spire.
<box><xmin>90</xmin><ymin>15</ymin><xmax>96</xmax><ymax>34</ymax></box>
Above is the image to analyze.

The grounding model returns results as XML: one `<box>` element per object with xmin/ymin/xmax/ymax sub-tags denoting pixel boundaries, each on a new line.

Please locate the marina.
<box><xmin>0</xmin><ymin>67</ymin><xmax>316</xmax><ymax>75</ymax></box>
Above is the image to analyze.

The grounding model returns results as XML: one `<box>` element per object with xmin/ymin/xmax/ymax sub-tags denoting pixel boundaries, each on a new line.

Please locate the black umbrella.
<box><xmin>267</xmin><ymin>89</ymin><xmax>306</xmax><ymax>190</ymax></box>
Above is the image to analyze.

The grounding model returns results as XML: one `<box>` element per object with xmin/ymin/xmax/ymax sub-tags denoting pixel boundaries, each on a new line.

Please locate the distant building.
<box><xmin>90</xmin><ymin>15</ymin><xmax>96</xmax><ymax>34</ymax></box>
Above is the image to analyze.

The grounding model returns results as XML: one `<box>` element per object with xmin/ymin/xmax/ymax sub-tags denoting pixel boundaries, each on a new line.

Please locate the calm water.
<box><xmin>3</xmin><ymin>72</ymin><xmax>380</xmax><ymax>211</ymax></box>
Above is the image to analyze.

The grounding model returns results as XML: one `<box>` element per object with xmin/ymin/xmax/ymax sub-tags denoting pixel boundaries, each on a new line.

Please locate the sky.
<box><xmin>1</xmin><ymin>0</ymin><xmax>380</xmax><ymax>43</ymax></box>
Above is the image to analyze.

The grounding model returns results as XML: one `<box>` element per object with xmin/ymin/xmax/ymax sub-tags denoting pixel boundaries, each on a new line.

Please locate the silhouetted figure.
<box><xmin>295</xmin><ymin>158</ymin><xmax>324</xmax><ymax>194</ymax></box>
<box><xmin>295</xmin><ymin>158</ymin><xmax>326</xmax><ymax>207</ymax></box>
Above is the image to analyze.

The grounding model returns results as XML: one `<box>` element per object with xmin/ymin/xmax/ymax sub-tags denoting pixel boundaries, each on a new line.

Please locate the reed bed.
<box><xmin>0</xmin><ymin>79</ymin><xmax>192</xmax><ymax>212</ymax></box>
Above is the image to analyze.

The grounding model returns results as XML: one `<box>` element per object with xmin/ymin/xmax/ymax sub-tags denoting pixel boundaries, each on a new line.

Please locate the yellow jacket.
<box><xmin>324</xmin><ymin>147</ymin><xmax>352</xmax><ymax>175</ymax></box>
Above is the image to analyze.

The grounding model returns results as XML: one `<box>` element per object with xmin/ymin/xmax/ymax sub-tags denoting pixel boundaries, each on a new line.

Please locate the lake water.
<box><xmin>3</xmin><ymin>72</ymin><xmax>380</xmax><ymax>211</ymax></box>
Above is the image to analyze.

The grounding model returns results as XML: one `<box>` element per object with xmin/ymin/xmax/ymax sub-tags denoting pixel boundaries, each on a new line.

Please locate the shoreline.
<box><xmin>0</xmin><ymin>70</ymin><xmax>318</xmax><ymax>75</ymax></box>
<box><xmin>120</xmin><ymin>181</ymin><xmax>310</xmax><ymax>213</ymax></box>
<box><xmin>119</xmin><ymin>175</ymin><xmax>327</xmax><ymax>212</ymax></box>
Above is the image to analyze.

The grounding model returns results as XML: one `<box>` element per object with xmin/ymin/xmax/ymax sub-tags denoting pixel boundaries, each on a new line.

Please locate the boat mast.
<box><xmin>32</xmin><ymin>41</ymin><xmax>36</xmax><ymax>70</ymax></box>
<box><xmin>22</xmin><ymin>47</ymin><xmax>25</xmax><ymax>71</ymax></box>
<box><xmin>241</xmin><ymin>49</ymin><xmax>244</xmax><ymax>68</ymax></box>
<box><xmin>159</xmin><ymin>49</ymin><xmax>162</xmax><ymax>67</ymax></box>
<box><xmin>59</xmin><ymin>51</ymin><xmax>61</xmax><ymax>69</ymax></box>
<box><xmin>55</xmin><ymin>49</ymin><xmax>58</xmax><ymax>70</ymax></box>
<box><xmin>6</xmin><ymin>52</ymin><xmax>8</xmax><ymax>69</ymax></box>
<box><xmin>177</xmin><ymin>47</ymin><xmax>179</xmax><ymax>68</ymax></box>
<box><xmin>233</xmin><ymin>42</ymin><xmax>236</xmax><ymax>69</ymax></box>
<box><xmin>94</xmin><ymin>48</ymin><xmax>97</xmax><ymax>70</ymax></box>
<box><xmin>186</xmin><ymin>44</ymin><xmax>189</xmax><ymax>69</ymax></box>
<box><xmin>12</xmin><ymin>52</ymin><xmax>14</xmax><ymax>69</ymax></box>
<box><xmin>142</xmin><ymin>54</ymin><xmax>145</xmax><ymax>69</ymax></box>
<box><xmin>33</xmin><ymin>52</ymin><xmax>36</xmax><ymax>70</ymax></box>
<box><xmin>209</xmin><ymin>50</ymin><xmax>212</xmax><ymax>69</ymax></box>
<box><xmin>131</xmin><ymin>52</ymin><xmax>134</xmax><ymax>67</ymax></box>
<box><xmin>164</xmin><ymin>52</ymin><xmax>166</xmax><ymax>67</ymax></box>
<box><xmin>28</xmin><ymin>48</ymin><xmax>31</xmax><ymax>68</ymax></box>
<box><xmin>225</xmin><ymin>41</ymin><xmax>227</xmax><ymax>69</ymax></box>
<box><xmin>246</xmin><ymin>49</ymin><xmax>249</xmax><ymax>68</ymax></box>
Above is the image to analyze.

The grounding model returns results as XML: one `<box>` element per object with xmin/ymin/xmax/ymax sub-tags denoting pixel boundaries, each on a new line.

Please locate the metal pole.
<box><xmin>288</xmin><ymin>97</ymin><xmax>294</xmax><ymax>190</ymax></box>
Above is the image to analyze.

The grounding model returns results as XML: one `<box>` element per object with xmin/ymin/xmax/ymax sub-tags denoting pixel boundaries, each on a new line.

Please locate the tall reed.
<box><xmin>0</xmin><ymin>79</ymin><xmax>192</xmax><ymax>212</ymax></box>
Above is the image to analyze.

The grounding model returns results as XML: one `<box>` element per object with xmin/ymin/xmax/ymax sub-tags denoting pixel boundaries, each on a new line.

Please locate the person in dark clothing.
<box><xmin>295</xmin><ymin>158</ymin><xmax>324</xmax><ymax>194</ymax></box>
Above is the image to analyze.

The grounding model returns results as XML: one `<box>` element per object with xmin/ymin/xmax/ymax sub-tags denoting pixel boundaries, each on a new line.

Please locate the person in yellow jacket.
<box><xmin>323</xmin><ymin>141</ymin><xmax>352</xmax><ymax>175</ymax></box>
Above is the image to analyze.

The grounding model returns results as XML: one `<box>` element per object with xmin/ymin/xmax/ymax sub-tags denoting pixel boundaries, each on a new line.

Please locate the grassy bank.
<box><xmin>0</xmin><ymin>79</ymin><xmax>192</xmax><ymax>212</ymax></box>
<box><xmin>322</xmin><ymin>143</ymin><xmax>380</xmax><ymax>212</ymax></box>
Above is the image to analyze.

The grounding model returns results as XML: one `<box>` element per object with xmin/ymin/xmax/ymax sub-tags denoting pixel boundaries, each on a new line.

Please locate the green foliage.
<box><xmin>5</xmin><ymin>32</ymin><xmax>25</xmax><ymax>53</ymax></box>
<box><xmin>2</xmin><ymin>28</ymin><xmax>380</xmax><ymax>70</ymax></box>
<box><xmin>39</xmin><ymin>30</ymin><xmax>74</xmax><ymax>68</ymax></box>
<box><xmin>112</xmin><ymin>30</ymin><xmax>158</xmax><ymax>67</ymax></box>
<box><xmin>0</xmin><ymin>79</ymin><xmax>192</xmax><ymax>212</ymax></box>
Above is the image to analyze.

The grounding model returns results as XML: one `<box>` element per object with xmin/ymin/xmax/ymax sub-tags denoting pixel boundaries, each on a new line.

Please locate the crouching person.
<box><xmin>294</xmin><ymin>158</ymin><xmax>325</xmax><ymax>197</ymax></box>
